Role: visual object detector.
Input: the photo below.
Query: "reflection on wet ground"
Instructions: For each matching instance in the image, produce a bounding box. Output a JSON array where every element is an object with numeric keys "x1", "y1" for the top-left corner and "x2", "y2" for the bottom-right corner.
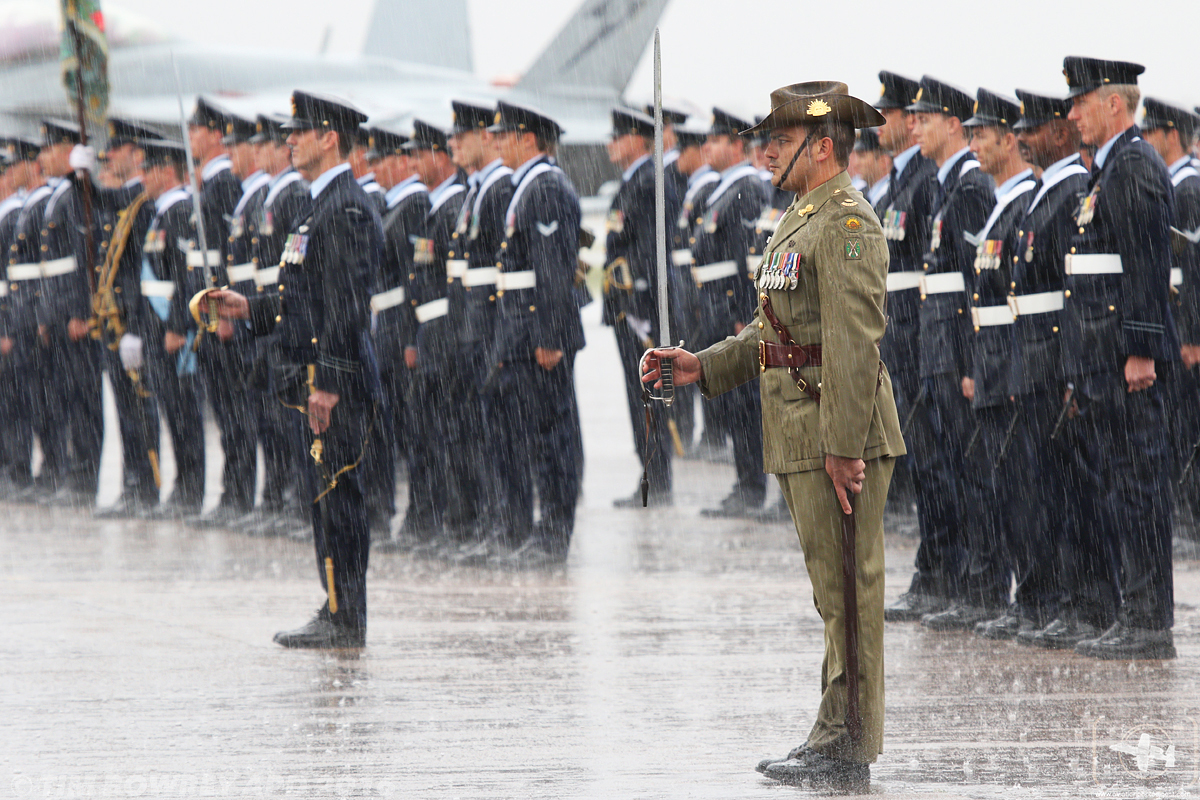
[{"x1": 1, "y1": 310, "x2": 1197, "y2": 799}]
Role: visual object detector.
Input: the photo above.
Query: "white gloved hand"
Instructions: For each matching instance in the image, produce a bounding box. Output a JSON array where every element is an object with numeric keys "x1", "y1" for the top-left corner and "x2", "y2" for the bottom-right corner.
[
  {"x1": 69, "y1": 144, "x2": 96, "y2": 173},
  {"x1": 118, "y1": 333, "x2": 144, "y2": 370}
]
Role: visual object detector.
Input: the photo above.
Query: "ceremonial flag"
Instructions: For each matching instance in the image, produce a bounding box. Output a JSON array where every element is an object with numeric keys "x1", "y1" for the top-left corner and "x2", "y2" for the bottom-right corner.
[{"x1": 60, "y1": 0, "x2": 109, "y2": 132}]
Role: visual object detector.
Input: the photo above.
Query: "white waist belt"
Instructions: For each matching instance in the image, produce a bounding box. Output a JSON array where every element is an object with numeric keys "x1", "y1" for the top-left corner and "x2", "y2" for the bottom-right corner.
[
  {"x1": 887, "y1": 271, "x2": 923, "y2": 292},
  {"x1": 691, "y1": 260, "x2": 739, "y2": 284},
  {"x1": 226, "y1": 263, "x2": 257, "y2": 283},
  {"x1": 8, "y1": 264, "x2": 42, "y2": 281},
  {"x1": 185, "y1": 249, "x2": 220, "y2": 269},
  {"x1": 496, "y1": 271, "x2": 536, "y2": 291},
  {"x1": 415, "y1": 297, "x2": 449, "y2": 323},
  {"x1": 971, "y1": 304, "x2": 1014, "y2": 328},
  {"x1": 462, "y1": 267, "x2": 498, "y2": 288},
  {"x1": 1171, "y1": 267, "x2": 1183, "y2": 287},
  {"x1": 0, "y1": 281, "x2": 8, "y2": 297},
  {"x1": 746, "y1": 255, "x2": 761, "y2": 276},
  {"x1": 446, "y1": 259, "x2": 468, "y2": 279},
  {"x1": 141, "y1": 279, "x2": 176, "y2": 299},
  {"x1": 1009, "y1": 291, "x2": 1064, "y2": 316},
  {"x1": 370, "y1": 286, "x2": 406, "y2": 312},
  {"x1": 40, "y1": 256, "x2": 77, "y2": 277},
  {"x1": 254, "y1": 266, "x2": 281, "y2": 286},
  {"x1": 1065, "y1": 253, "x2": 1122, "y2": 275},
  {"x1": 920, "y1": 272, "x2": 966, "y2": 295},
  {"x1": 671, "y1": 249, "x2": 693, "y2": 267}
]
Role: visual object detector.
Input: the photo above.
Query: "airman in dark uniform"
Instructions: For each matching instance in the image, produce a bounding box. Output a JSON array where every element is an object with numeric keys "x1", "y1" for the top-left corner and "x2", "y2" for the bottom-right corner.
[
  {"x1": 928, "y1": 89, "x2": 1035, "y2": 631},
  {"x1": 487, "y1": 100, "x2": 584, "y2": 564},
  {"x1": 904, "y1": 77, "x2": 995, "y2": 623},
  {"x1": 1059, "y1": 57, "x2": 1176, "y2": 659},
  {"x1": 603, "y1": 107, "x2": 677, "y2": 507},
  {"x1": 210, "y1": 90, "x2": 382, "y2": 648},
  {"x1": 137, "y1": 140, "x2": 207, "y2": 517},
  {"x1": 979, "y1": 90, "x2": 1090, "y2": 643}
]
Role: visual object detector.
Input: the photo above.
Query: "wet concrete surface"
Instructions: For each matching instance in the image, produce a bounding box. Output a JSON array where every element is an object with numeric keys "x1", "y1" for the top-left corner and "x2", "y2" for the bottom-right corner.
[{"x1": 1, "y1": 306, "x2": 1199, "y2": 799}]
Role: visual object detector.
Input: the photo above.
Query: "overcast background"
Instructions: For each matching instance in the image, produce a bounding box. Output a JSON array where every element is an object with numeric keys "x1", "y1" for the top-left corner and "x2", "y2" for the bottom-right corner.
[{"x1": 61, "y1": 0, "x2": 1200, "y2": 119}]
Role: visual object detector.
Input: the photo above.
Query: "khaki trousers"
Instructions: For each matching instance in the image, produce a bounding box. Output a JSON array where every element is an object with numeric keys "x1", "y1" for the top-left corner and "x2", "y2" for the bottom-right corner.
[{"x1": 777, "y1": 456, "x2": 893, "y2": 763}]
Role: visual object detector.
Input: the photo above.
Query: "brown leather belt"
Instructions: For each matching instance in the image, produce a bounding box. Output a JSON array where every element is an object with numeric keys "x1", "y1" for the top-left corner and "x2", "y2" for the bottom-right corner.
[{"x1": 759, "y1": 341, "x2": 823, "y2": 369}]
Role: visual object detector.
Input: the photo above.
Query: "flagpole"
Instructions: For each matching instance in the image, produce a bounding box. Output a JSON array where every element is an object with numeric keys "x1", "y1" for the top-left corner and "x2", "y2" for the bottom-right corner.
[{"x1": 65, "y1": 0, "x2": 98, "y2": 299}]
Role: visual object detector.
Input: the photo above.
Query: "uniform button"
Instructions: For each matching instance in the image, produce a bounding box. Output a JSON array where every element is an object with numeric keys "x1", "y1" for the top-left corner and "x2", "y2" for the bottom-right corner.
[
  {"x1": 256, "y1": 286, "x2": 264, "y2": 293},
  {"x1": 409, "y1": 273, "x2": 415, "y2": 280},
  {"x1": 252, "y1": 258, "x2": 259, "y2": 264},
  {"x1": 1078, "y1": 227, "x2": 1085, "y2": 234},
  {"x1": 278, "y1": 285, "x2": 285, "y2": 291},
  {"x1": 101, "y1": 242, "x2": 108, "y2": 248},
  {"x1": 973, "y1": 293, "x2": 979, "y2": 301},
  {"x1": 727, "y1": 289, "x2": 734, "y2": 297},
  {"x1": 529, "y1": 305, "x2": 536, "y2": 312},
  {"x1": 1064, "y1": 290, "x2": 1071, "y2": 298},
  {"x1": 957, "y1": 308, "x2": 963, "y2": 314},
  {"x1": 1109, "y1": 305, "x2": 1115, "y2": 311},
  {"x1": 1070, "y1": 247, "x2": 1076, "y2": 254},
  {"x1": 311, "y1": 337, "x2": 318, "y2": 344},
  {"x1": 40, "y1": 245, "x2": 47, "y2": 252},
  {"x1": 1012, "y1": 256, "x2": 1018, "y2": 263},
  {"x1": 251, "y1": 238, "x2": 258, "y2": 244},
  {"x1": 501, "y1": 242, "x2": 507, "y2": 249},
  {"x1": 758, "y1": 322, "x2": 764, "y2": 329},
  {"x1": 488, "y1": 295, "x2": 495, "y2": 302},
  {"x1": 448, "y1": 251, "x2": 455, "y2": 258},
  {"x1": 452, "y1": 233, "x2": 458, "y2": 239},
  {"x1": 497, "y1": 290, "x2": 505, "y2": 298},
  {"x1": 228, "y1": 236, "x2": 234, "y2": 243},
  {"x1": 689, "y1": 237, "x2": 695, "y2": 244},
  {"x1": 274, "y1": 315, "x2": 282, "y2": 322},
  {"x1": 188, "y1": 266, "x2": 193, "y2": 271},
  {"x1": 1018, "y1": 230, "x2": 1023, "y2": 237},
  {"x1": 923, "y1": 263, "x2": 929, "y2": 270},
  {"x1": 114, "y1": 286, "x2": 121, "y2": 293},
  {"x1": 496, "y1": 262, "x2": 503, "y2": 268},
  {"x1": 1052, "y1": 326, "x2": 1059, "y2": 333},
  {"x1": 1011, "y1": 282, "x2": 1016, "y2": 289}
]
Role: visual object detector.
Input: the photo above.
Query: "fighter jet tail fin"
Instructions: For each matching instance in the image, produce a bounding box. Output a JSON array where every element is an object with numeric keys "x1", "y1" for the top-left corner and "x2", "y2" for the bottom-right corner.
[
  {"x1": 362, "y1": 0, "x2": 474, "y2": 74},
  {"x1": 516, "y1": 0, "x2": 671, "y2": 98}
]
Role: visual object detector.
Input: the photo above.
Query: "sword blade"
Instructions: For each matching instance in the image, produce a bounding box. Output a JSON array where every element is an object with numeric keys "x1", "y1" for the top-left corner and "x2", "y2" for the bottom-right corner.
[
  {"x1": 652, "y1": 28, "x2": 669, "y2": 348},
  {"x1": 170, "y1": 51, "x2": 214, "y2": 292}
]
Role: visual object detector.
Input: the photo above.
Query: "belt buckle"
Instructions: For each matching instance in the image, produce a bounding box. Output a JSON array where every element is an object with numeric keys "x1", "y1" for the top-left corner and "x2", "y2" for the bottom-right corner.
[
  {"x1": 795, "y1": 373, "x2": 809, "y2": 394},
  {"x1": 759, "y1": 340, "x2": 766, "y2": 372},
  {"x1": 1007, "y1": 295, "x2": 1020, "y2": 318}
]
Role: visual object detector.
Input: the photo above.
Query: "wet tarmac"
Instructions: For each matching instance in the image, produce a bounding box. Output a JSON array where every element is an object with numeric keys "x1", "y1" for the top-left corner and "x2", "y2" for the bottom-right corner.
[{"x1": 1, "y1": 306, "x2": 1198, "y2": 799}]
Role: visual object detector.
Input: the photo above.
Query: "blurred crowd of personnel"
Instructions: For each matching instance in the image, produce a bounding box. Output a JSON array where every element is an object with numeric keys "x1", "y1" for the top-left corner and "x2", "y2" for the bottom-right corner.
[
  {"x1": 0, "y1": 95, "x2": 591, "y2": 569},
  {"x1": 603, "y1": 58, "x2": 1199, "y2": 661}
]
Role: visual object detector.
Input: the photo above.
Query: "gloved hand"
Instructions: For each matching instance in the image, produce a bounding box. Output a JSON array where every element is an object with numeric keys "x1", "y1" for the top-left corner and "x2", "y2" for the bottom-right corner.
[
  {"x1": 69, "y1": 144, "x2": 96, "y2": 173},
  {"x1": 119, "y1": 333, "x2": 144, "y2": 370}
]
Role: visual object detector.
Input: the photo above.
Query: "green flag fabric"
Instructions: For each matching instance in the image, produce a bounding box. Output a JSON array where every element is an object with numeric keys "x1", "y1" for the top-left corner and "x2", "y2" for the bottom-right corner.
[{"x1": 60, "y1": 0, "x2": 110, "y2": 133}]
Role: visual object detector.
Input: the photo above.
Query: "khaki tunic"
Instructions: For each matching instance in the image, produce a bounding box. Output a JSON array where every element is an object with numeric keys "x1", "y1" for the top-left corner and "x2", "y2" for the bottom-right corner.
[{"x1": 695, "y1": 170, "x2": 904, "y2": 763}]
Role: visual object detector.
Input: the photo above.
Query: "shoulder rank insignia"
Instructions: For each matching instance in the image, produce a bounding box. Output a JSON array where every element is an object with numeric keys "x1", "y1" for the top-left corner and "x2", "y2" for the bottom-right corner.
[
  {"x1": 843, "y1": 216, "x2": 863, "y2": 232},
  {"x1": 844, "y1": 239, "x2": 862, "y2": 260},
  {"x1": 841, "y1": 199, "x2": 858, "y2": 207},
  {"x1": 797, "y1": 204, "x2": 815, "y2": 217}
]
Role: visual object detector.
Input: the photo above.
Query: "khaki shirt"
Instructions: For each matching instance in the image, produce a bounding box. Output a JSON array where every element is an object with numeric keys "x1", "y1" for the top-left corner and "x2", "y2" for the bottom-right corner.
[{"x1": 697, "y1": 171, "x2": 905, "y2": 474}]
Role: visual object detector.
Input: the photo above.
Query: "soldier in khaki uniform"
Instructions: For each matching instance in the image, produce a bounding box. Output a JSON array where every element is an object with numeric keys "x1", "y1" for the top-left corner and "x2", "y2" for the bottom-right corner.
[{"x1": 642, "y1": 82, "x2": 903, "y2": 788}]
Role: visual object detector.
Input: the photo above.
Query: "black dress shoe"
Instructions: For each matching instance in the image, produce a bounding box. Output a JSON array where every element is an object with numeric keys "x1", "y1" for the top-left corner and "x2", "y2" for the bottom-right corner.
[
  {"x1": 613, "y1": 489, "x2": 671, "y2": 509},
  {"x1": 700, "y1": 490, "x2": 765, "y2": 519},
  {"x1": 1074, "y1": 622, "x2": 1176, "y2": 660},
  {"x1": 922, "y1": 603, "x2": 1001, "y2": 631},
  {"x1": 273, "y1": 609, "x2": 365, "y2": 649},
  {"x1": 974, "y1": 611, "x2": 1038, "y2": 640},
  {"x1": 94, "y1": 497, "x2": 159, "y2": 520},
  {"x1": 755, "y1": 743, "x2": 809, "y2": 773},
  {"x1": 884, "y1": 592, "x2": 947, "y2": 622},
  {"x1": 761, "y1": 746, "x2": 869, "y2": 790},
  {"x1": 1023, "y1": 617, "x2": 1102, "y2": 650}
]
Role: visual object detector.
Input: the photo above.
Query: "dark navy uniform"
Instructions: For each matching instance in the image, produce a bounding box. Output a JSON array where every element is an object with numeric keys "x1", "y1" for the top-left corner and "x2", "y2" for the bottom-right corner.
[
  {"x1": 691, "y1": 108, "x2": 767, "y2": 515},
  {"x1": 248, "y1": 92, "x2": 381, "y2": 646},
  {"x1": 1004, "y1": 91, "x2": 1092, "y2": 635},
  {"x1": 405, "y1": 119, "x2": 467, "y2": 536},
  {"x1": 909, "y1": 77, "x2": 996, "y2": 609},
  {"x1": 373, "y1": 159, "x2": 433, "y2": 541},
  {"x1": 952, "y1": 90, "x2": 1036, "y2": 622},
  {"x1": 1060, "y1": 57, "x2": 1176, "y2": 658},
  {"x1": 355, "y1": 126, "x2": 387, "y2": 215},
  {"x1": 602, "y1": 108, "x2": 677, "y2": 503},
  {"x1": 873, "y1": 73, "x2": 954, "y2": 616},
  {"x1": 192, "y1": 98, "x2": 258, "y2": 516},
  {"x1": 446, "y1": 101, "x2": 514, "y2": 537},
  {"x1": 138, "y1": 143, "x2": 208, "y2": 514},
  {"x1": 488, "y1": 101, "x2": 584, "y2": 557}
]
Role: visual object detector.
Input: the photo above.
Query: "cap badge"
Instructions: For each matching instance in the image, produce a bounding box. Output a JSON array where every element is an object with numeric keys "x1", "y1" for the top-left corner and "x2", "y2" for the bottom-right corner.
[
  {"x1": 879, "y1": 83, "x2": 886, "y2": 97},
  {"x1": 973, "y1": 100, "x2": 979, "y2": 114},
  {"x1": 915, "y1": 88, "x2": 923, "y2": 102},
  {"x1": 843, "y1": 217, "x2": 863, "y2": 232},
  {"x1": 1019, "y1": 101, "x2": 1025, "y2": 115},
  {"x1": 226, "y1": 123, "x2": 234, "y2": 134},
  {"x1": 807, "y1": 99, "x2": 831, "y2": 117},
  {"x1": 494, "y1": 111, "x2": 502, "y2": 124},
  {"x1": 291, "y1": 97, "x2": 298, "y2": 117}
]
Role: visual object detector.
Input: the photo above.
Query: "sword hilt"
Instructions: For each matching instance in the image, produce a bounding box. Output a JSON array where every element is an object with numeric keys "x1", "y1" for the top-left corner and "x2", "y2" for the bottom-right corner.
[{"x1": 645, "y1": 341, "x2": 682, "y2": 407}]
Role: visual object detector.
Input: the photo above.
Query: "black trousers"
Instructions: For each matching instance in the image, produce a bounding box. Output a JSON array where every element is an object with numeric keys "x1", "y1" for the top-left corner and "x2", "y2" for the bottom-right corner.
[
  {"x1": 443, "y1": 345, "x2": 500, "y2": 533},
  {"x1": 38, "y1": 330, "x2": 103, "y2": 492},
  {"x1": 199, "y1": 334, "x2": 257, "y2": 511},
  {"x1": 710, "y1": 379, "x2": 766, "y2": 502},
  {"x1": 1008, "y1": 389, "x2": 1074, "y2": 624},
  {"x1": 145, "y1": 338, "x2": 206, "y2": 509},
  {"x1": 903, "y1": 372, "x2": 968, "y2": 599},
  {"x1": 613, "y1": 322, "x2": 671, "y2": 495},
  {"x1": 1063, "y1": 372, "x2": 1174, "y2": 630},
  {"x1": 103, "y1": 346, "x2": 161, "y2": 504},
  {"x1": 402, "y1": 369, "x2": 448, "y2": 536},
  {"x1": 961, "y1": 402, "x2": 1018, "y2": 608},
  {"x1": 492, "y1": 355, "x2": 581, "y2": 552},
  {"x1": 301, "y1": 397, "x2": 372, "y2": 628},
  {"x1": 0, "y1": 337, "x2": 35, "y2": 486}
]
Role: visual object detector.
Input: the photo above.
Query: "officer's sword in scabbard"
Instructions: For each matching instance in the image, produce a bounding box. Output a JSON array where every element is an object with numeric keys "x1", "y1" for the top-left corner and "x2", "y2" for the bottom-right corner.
[
  {"x1": 170, "y1": 52, "x2": 219, "y2": 337},
  {"x1": 841, "y1": 492, "x2": 863, "y2": 745}
]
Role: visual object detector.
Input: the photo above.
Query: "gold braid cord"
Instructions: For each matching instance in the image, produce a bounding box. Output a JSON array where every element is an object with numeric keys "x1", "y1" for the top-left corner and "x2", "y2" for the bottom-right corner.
[{"x1": 92, "y1": 191, "x2": 150, "y2": 347}]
